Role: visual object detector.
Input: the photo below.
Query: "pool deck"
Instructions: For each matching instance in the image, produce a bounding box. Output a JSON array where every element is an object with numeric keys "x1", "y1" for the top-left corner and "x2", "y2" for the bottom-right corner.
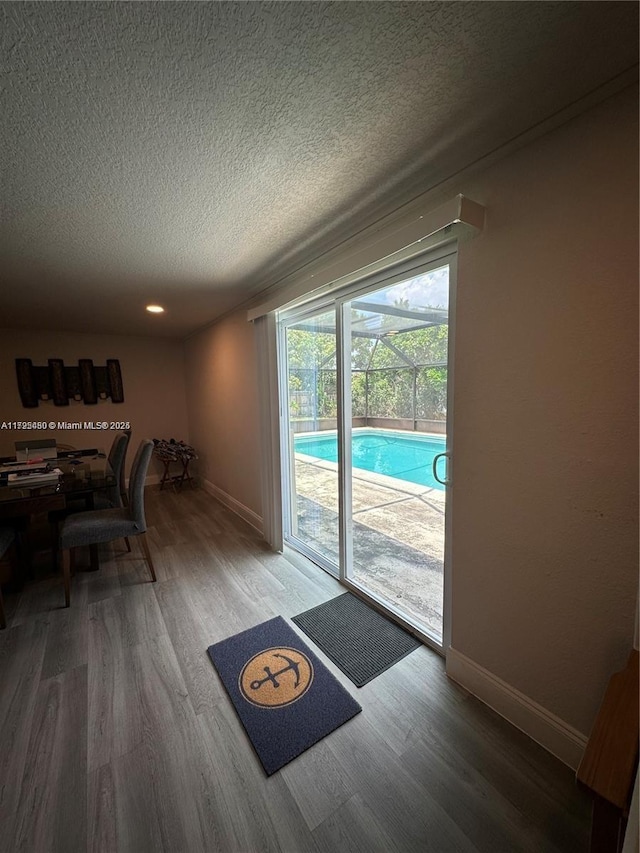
[{"x1": 293, "y1": 453, "x2": 446, "y2": 639}]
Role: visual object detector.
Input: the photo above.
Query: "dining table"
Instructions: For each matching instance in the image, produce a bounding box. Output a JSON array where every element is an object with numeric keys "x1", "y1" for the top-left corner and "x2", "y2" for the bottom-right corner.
[{"x1": 0, "y1": 448, "x2": 116, "y2": 576}]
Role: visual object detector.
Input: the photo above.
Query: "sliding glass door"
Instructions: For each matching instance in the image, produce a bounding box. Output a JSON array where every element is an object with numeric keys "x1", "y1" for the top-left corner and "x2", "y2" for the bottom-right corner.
[{"x1": 280, "y1": 250, "x2": 454, "y2": 649}]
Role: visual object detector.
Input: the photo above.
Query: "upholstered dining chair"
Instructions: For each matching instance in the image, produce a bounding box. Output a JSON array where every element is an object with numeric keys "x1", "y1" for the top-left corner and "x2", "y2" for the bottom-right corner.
[
  {"x1": 96, "y1": 428, "x2": 133, "y2": 549},
  {"x1": 50, "y1": 430, "x2": 132, "y2": 563},
  {"x1": 59, "y1": 439, "x2": 157, "y2": 607},
  {"x1": 97, "y1": 429, "x2": 130, "y2": 509},
  {"x1": 0, "y1": 527, "x2": 16, "y2": 629}
]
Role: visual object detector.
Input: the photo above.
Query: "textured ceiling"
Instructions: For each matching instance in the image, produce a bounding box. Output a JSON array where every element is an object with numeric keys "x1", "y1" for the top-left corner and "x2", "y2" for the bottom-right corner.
[{"x1": 1, "y1": 2, "x2": 638, "y2": 338}]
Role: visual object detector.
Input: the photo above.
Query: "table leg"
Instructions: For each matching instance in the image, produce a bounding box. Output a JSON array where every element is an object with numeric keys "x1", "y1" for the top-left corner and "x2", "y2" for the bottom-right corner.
[
  {"x1": 84, "y1": 493, "x2": 100, "y2": 572},
  {"x1": 160, "y1": 459, "x2": 172, "y2": 490},
  {"x1": 183, "y1": 459, "x2": 195, "y2": 488},
  {"x1": 88, "y1": 544, "x2": 100, "y2": 572}
]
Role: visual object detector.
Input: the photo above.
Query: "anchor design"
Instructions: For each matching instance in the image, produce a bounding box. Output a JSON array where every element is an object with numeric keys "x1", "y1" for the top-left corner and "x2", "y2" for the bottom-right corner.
[
  {"x1": 250, "y1": 653, "x2": 301, "y2": 692},
  {"x1": 240, "y1": 647, "x2": 314, "y2": 708}
]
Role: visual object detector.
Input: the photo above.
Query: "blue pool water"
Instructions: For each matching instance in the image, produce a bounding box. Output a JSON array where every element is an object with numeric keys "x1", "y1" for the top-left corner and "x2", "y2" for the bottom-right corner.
[{"x1": 294, "y1": 430, "x2": 446, "y2": 490}]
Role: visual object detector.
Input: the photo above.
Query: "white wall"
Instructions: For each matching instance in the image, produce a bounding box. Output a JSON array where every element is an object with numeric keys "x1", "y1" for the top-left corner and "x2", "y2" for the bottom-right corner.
[
  {"x1": 184, "y1": 85, "x2": 638, "y2": 747},
  {"x1": 451, "y1": 85, "x2": 638, "y2": 738},
  {"x1": 0, "y1": 329, "x2": 189, "y2": 481},
  {"x1": 183, "y1": 310, "x2": 262, "y2": 525}
]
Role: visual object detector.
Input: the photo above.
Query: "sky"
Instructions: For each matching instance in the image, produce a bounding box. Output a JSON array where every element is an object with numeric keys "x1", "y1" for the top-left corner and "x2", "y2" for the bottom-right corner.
[{"x1": 359, "y1": 264, "x2": 449, "y2": 312}]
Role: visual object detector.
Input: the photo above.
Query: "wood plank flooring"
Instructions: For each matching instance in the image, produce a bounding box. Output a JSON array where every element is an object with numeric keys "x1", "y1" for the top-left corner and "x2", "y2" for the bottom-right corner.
[{"x1": 0, "y1": 486, "x2": 591, "y2": 853}]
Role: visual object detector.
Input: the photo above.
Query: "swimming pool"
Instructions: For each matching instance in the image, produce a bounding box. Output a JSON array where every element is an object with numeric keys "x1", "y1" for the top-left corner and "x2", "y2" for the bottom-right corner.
[{"x1": 294, "y1": 429, "x2": 447, "y2": 490}]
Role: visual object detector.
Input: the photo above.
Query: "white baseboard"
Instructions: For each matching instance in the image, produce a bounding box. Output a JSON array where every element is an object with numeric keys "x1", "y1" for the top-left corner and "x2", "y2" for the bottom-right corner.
[
  {"x1": 201, "y1": 478, "x2": 264, "y2": 535},
  {"x1": 446, "y1": 647, "x2": 587, "y2": 771}
]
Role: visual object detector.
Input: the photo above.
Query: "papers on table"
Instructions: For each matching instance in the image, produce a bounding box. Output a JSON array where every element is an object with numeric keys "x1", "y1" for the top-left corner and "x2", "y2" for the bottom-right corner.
[
  {"x1": 0, "y1": 461, "x2": 42, "y2": 473},
  {"x1": 6, "y1": 467, "x2": 63, "y2": 487}
]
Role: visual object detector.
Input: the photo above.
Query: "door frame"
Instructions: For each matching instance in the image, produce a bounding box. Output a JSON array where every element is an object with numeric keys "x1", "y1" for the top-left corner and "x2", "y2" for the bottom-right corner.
[{"x1": 277, "y1": 244, "x2": 457, "y2": 653}]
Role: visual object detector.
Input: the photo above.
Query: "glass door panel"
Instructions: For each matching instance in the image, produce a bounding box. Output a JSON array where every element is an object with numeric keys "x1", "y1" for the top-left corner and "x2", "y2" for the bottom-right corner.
[
  {"x1": 282, "y1": 309, "x2": 340, "y2": 575},
  {"x1": 345, "y1": 264, "x2": 449, "y2": 643}
]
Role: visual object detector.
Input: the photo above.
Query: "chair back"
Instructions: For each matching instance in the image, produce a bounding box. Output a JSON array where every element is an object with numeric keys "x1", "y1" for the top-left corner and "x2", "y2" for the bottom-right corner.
[
  {"x1": 127, "y1": 439, "x2": 154, "y2": 531},
  {"x1": 119, "y1": 429, "x2": 132, "y2": 503},
  {"x1": 107, "y1": 431, "x2": 129, "y2": 507}
]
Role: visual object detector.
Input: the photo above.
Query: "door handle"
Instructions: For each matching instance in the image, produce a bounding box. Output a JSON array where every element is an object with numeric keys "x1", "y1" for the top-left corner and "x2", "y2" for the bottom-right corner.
[{"x1": 432, "y1": 451, "x2": 451, "y2": 486}]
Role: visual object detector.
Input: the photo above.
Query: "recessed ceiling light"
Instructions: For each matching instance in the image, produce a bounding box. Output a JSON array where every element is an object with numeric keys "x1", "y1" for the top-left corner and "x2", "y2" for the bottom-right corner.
[{"x1": 146, "y1": 304, "x2": 165, "y2": 314}]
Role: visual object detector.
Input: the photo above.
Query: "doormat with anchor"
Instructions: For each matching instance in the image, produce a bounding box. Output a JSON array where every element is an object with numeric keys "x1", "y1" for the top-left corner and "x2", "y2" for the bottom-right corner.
[
  {"x1": 207, "y1": 616, "x2": 361, "y2": 776},
  {"x1": 292, "y1": 592, "x2": 421, "y2": 687}
]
